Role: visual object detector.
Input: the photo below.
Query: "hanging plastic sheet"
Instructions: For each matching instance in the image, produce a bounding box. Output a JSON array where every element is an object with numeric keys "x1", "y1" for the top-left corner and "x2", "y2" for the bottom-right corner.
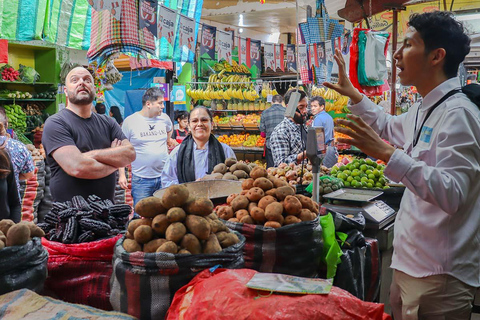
[
  {"x1": 358, "y1": 31, "x2": 389, "y2": 86},
  {"x1": 0, "y1": 0, "x2": 47, "y2": 41}
]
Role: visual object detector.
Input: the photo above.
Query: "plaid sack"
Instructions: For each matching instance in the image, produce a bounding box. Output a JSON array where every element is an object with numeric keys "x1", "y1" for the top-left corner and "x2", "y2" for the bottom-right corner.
[
  {"x1": 87, "y1": 0, "x2": 155, "y2": 64},
  {"x1": 42, "y1": 234, "x2": 122, "y2": 311},
  {"x1": 0, "y1": 238, "x2": 48, "y2": 295},
  {"x1": 225, "y1": 217, "x2": 323, "y2": 278},
  {"x1": 110, "y1": 233, "x2": 245, "y2": 320}
]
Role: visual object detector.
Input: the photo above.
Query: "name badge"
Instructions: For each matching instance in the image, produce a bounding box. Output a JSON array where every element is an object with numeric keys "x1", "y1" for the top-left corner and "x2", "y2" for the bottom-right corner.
[{"x1": 419, "y1": 126, "x2": 433, "y2": 144}]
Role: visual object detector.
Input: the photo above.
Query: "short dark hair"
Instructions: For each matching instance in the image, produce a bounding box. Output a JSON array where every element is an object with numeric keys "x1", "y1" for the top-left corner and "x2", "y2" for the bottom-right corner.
[
  {"x1": 310, "y1": 96, "x2": 325, "y2": 107},
  {"x1": 188, "y1": 106, "x2": 213, "y2": 122},
  {"x1": 284, "y1": 89, "x2": 307, "y2": 105},
  {"x1": 0, "y1": 149, "x2": 11, "y2": 179},
  {"x1": 175, "y1": 111, "x2": 189, "y2": 121},
  {"x1": 272, "y1": 94, "x2": 283, "y2": 104},
  {"x1": 142, "y1": 87, "x2": 165, "y2": 106},
  {"x1": 408, "y1": 11, "x2": 470, "y2": 78},
  {"x1": 95, "y1": 103, "x2": 106, "y2": 114}
]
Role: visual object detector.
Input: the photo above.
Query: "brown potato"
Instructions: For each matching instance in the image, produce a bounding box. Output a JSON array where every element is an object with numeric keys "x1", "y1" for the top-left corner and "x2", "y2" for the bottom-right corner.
[
  {"x1": 213, "y1": 163, "x2": 228, "y2": 174},
  {"x1": 266, "y1": 174, "x2": 276, "y2": 184},
  {"x1": 180, "y1": 234, "x2": 202, "y2": 254},
  {"x1": 230, "y1": 163, "x2": 251, "y2": 174},
  {"x1": 216, "y1": 206, "x2": 234, "y2": 220},
  {"x1": 264, "y1": 221, "x2": 282, "y2": 229},
  {"x1": 165, "y1": 222, "x2": 187, "y2": 243},
  {"x1": 162, "y1": 185, "x2": 190, "y2": 209},
  {"x1": 217, "y1": 233, "x2": 240, "y2": 248},
  {"x1": 222, "y1": 173, "x2": 238, "y2": 180},
  {"x1": 276, "y1": 186, "x2": 295, "y2": 201},
  {"x1": 185, "y1": 215, "x2": 211, "y2": 240},
  {"x1": 207, "y1": 213, "x2": 219, "y2": 220},
  {"x1": 241, "y1": 178, "x2": 255, "y2": 190},
  {"x1": 295, "y1": 195, "x2": 318, "y2": 213},
  {"x1": 209, "y1": 219, "x2": 227, "y2": 233},
  {"x1": 128, "y1": 218, "x2": 152, "y2": 235},
  {"x1": 178, "y1": 249, "x2": 191, "y2": 255},
  {"x1": 231, "y1": 195, "x2": 249, "y2": 212},
  {"x1": 123, "y1": 239, "x2": 142, "y2": 253},
  {"x1": 202, "y1": 234, "x2": 222, "y2": 254},
  {"x1": 235, "y1": 209, "x2": 249, "y2": 220},
  {"x1": 247, "y1": 202, "x2": 258, "y2": 213},
  {"x1": 226, "y1": 194, "x2": 239, "y2": 205},
  {"x1": 0, "y1": 219, "x2": 15, "y2": 235},
  {"x1": 246, "y1": 187, "x2": 265, "y2": 202},
  {"x1": 151, "y1": 214, "x2": 169, "y2": 235},
  {"x1": 273, "y1": 177, "x2": 289, "y2": 188},
  {"x1": 258, "y1": 195, "x2": 277, "y2": 210},
  {"x1": 6, "y1": 224, "x2": 30, "y2": 247},
  {"x1": 253, "y1": 177, "x2": 273, "y2": 191},
  {"x1": 228, "y1": 218, "x2": 240, "y2": 223},
  {"x1": 240, "y1": 190, "x2": 248, "y2": 195},
  {"x1": 250, "y1": 167, "x2": 268, "y2": 179},
  {"x1": 233, "y1": 170, "x2": 248, "y2": 179},
  {"x1": 184, "y1": 197, "x2": 214, "y2": 216},
  {"x1": 225, "y1": 157, "x2": 237, "y2": 167},
  {"x1": 156, "y1": 241, "x2": 178, "y2": 254},
  {"x1": 299, "y1": 209, "x2": 316, "y2": 221},
  {"x1": 134, "y1": 225, "x2": 153, "y2": 244},
  {"x1": 265, "y1": 188, "x2": 277, "y2": 197},
  {"x1": 0, "y1": 240, "x2": 4, "y2": 250},
  {"x1": 265, "y1": 202, "x2": 284, "y2": 221},
  {"x1": 126, "y1": 231, "x2": 134, "y2": 239},
  {"x1": 19, "y1": 221, "x2": 44, "y2": 238},
  {"x1": 240, "y1": 215, "x2": 255, "y2": 225},
  {"x1": 284, "y1": 215, "x2": 302, "y2": 225},
  {"x1": 216, "y1": 231, "x2": 229, "y2": 244},
  {"x1": 143, "y1": 239, "x2": 168, "y2": 253},
  {"x1": 166, "y1": 207, "x2": 186, "y2": 223},
  {"x1": 135, "y1": 197, "x2": 167, "y2": 218},
  {"x1": 283, "y1": 195, "x2": 302, "y2": 216},
  {"x1": 250, "y1": 207, "x2": 266, "y2": 223}
]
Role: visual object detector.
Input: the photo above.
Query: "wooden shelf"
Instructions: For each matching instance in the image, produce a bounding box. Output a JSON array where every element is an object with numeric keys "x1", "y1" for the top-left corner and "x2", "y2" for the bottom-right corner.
[
  {"x1": 231, "y1": 147, "x2": 264, "y2": 154},
  {"x1": 214, "y1": 126, "x2": 260, "y2": 132},
  {"x1": 0, "y1": 98, "x2": 55, "y2": 102},
  {"x1": 0, "y1": 81, "x2": 55, "y2": 86}
]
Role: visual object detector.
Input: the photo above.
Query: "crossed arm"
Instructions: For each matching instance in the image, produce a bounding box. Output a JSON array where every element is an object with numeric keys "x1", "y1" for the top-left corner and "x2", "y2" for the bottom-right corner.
[{"x1": 52, "y1": 139, "x2": 136, "y2": 179}]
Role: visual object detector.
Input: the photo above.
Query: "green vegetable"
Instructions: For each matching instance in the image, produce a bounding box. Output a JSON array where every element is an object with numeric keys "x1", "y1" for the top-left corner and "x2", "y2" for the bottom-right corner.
[{"x1": 18, "y1": 64, "x2": 40, "y2": 83}]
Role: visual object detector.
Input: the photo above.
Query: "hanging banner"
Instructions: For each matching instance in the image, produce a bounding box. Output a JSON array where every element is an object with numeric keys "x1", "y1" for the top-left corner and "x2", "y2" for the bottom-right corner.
[
  {"x1": 139, "y1": 0, "x2": 158, "y2": 37},
  {"x1": 89, "y1": 0, "x2": 103, "y2": 11},
  {"x1": 325, "y1": 41, "x2": 334, "y2": 82},
  {"x1": 264, "y1": 43, "x2": 275, "y2": 71},
  {"x1": 250, "y1": 39, "x2": 261, "y2": 71},
  {"x1": 286, "y1": 44, "x2": 296, "y2": 72},
  {"x1": 309, "y1": 44, "x2": 317, "y2": 67},
  {"x1": 239, "y1": 37, "x2": 248, "y2": 65},
  {"x1": 178, "y1": 14, "x2": 196, "y2": 54},
  {"x1": 200, "y1": 24, "x2": 216, "y2": 60},
  {"x1": 108, "y1": 0, "x2": 122, "y2": 21},
  {"x1": 217, "y1": 29, "x2": 233, "y2": 63},
  {"x1": 158, "y1": 5, "x2": 177, "y2": 47},
  {"x1": 298, "y1": 44, "x2": 309, "y2": 70},
  {"x1": 274, "y1": 44, "x2": 284, "y2": 71}
]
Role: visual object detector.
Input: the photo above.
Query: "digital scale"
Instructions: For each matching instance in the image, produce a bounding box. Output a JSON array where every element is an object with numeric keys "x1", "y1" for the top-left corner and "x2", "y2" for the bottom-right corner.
[{"x1": 322, "y1": 188, "x2": 396, "y2": 231}]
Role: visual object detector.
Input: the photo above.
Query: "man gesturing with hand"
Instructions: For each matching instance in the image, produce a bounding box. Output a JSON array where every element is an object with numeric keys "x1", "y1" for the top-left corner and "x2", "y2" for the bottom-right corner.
[{"x1": 325, "y1": 12, "x2": 480, "y2": 320}]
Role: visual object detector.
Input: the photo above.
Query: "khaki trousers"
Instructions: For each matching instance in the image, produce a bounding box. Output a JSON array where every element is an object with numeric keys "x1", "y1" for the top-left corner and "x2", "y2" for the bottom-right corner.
[{"x1": 390, "y1": 270, "x2": 476, "y2": 320}]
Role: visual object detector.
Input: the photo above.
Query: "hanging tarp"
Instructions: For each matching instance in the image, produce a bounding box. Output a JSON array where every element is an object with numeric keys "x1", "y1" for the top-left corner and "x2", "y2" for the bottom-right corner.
[
  {"x1": 44, "y1": 0, "x2": 92, "y2": 50},
  {"x1": 0, "y1": 0, "x2": 47, "y2": 41}
]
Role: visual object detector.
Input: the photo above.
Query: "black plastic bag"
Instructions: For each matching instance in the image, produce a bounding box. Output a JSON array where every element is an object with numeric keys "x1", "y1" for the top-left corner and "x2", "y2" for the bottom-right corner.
[
  {"x1": 0, "y1": 237, "x2": 49, "y2": 295},
  {"x1": 330, "y1": 210, "x2": 365, "y2": 232},
  {"x1": 110, "y1": 233, "x2": 245, "y2": 320}
]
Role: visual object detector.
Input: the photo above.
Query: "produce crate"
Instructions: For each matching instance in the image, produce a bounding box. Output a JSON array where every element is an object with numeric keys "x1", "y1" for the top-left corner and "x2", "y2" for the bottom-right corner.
[
  {"x1": 217, "y1": 123, "x2": 231, "y2": 129},
  {"x1": 243, "y1": 123, "x2": 259, "y2": 130},
  {"x1": 230, "y1": 121, "x2": 243, "y2": 128}
]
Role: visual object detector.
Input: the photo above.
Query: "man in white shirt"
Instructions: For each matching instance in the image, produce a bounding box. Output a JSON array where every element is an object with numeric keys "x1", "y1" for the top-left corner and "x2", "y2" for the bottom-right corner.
[
  {"x1": 119, "y1": 87, "x2": 175, "y2": 207},
  {"x1": 325, "y1": 11, "x2": 478, "y2": 319}
]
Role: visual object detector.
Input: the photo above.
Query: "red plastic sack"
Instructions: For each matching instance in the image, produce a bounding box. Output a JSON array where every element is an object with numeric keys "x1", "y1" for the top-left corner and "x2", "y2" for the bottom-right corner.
[
  {"x1": 42, "y1": 234, "x2": 122, "y2": 311},
  {"x1": 167, "y1": 268, "x2": 392, "y2": 320}
]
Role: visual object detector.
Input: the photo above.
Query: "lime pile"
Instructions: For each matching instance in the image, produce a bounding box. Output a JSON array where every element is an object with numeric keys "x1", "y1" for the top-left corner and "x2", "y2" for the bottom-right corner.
[{"x1": 330, "y1": 158, "x2": 389, "y2": 189}]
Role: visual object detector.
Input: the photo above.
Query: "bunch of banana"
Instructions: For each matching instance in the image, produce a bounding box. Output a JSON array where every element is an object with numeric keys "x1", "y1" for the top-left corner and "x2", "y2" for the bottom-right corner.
[
  {"x1": 261, "y1": 84, "x2": 279, "y2": 98},
  {"x1": 311, "y1": 86, "x2": 326, "y2": 97},
  {"x1": 231, "y1": 60, "x2": 250, "y2": 73}
]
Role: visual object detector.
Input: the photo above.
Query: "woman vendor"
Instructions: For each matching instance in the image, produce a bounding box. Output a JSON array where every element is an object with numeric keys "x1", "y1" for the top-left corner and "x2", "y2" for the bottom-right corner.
[{"x1": 162, "y1": 106, "x2": 236, "y2": 187}]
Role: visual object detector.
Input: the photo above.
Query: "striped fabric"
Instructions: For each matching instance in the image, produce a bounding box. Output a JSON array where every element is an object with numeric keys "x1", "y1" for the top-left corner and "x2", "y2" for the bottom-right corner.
[
  {"x1": 224, "y1": 218, "x2": 324, "y2": 277},
  {"x1": 110, "y1": 234, "x2": 245, "y2": 320},
  {"x1": 0, "y1": 0, "x2": 47, "y2": 41}
]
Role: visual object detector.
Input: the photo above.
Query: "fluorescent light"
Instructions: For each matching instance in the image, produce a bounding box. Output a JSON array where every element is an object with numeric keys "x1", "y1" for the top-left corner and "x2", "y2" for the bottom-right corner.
[
  {"x1": 239, "y1": 28, "x2": 244, "y2": 33},
  {"x1": 456, "y1": 13, "x2": 480, "y2": 21},
  {"x1": 239, "y1": 14, "x2": 244, "y2": 19}
]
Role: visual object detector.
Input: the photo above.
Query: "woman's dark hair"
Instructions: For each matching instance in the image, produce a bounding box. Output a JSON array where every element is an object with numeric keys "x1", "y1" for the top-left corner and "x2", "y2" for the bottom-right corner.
[
  {"x1": 95, "y1": 103, "x2": 106, "y2": 114},
  {"x1": 188, "y1": 106, "x2": 213, "y2": 122},
  {"x1": 284, "y1": 89, "x2": 307, "y2": 105},
  {"x1": 408, "y1": 11, "x2": 470, "y2": 78},
  {"x1": 109, "y1": 106, "x2": 123, "y2": 125},
  {"x1": 0, "y1": 149, "x2": 11, "y2": 179},
  {"x1": 175, "y1": 111, "x2": 189, "y2": 122}
]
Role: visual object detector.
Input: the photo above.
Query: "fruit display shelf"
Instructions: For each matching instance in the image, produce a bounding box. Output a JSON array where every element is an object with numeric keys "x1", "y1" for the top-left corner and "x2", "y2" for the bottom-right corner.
[
  {"x1": 0, "y1": 98, "x2": 55, "y2": 102},
  {"x1": 230, "y1": 146, "x2": 264, "y2": 154}
]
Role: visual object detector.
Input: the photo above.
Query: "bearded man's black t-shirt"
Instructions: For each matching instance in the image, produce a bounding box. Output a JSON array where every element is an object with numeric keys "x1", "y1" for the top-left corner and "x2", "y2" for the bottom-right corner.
[{"x1": 42, "y1": 109, "x2": 126, "y2": 202}]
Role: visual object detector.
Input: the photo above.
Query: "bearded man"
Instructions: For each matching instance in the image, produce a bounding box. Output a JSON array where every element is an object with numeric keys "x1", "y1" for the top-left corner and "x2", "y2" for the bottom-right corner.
[{"x1": 42, "y1": 67, "x2": 136, "y2": 202}]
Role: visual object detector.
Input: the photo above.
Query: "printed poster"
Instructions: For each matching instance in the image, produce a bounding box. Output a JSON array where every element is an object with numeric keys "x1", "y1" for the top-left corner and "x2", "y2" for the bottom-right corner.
[
  {"x1": 200, "y1": 24, "x2": 216, "y2": 60},
  {"x1": 239, "y1": 37, "x2": 248, "y2": 66},
  {"x1": 274, "y1": 44, "x2": 284, "y2": 71},
  {"x1": 286, "y1": 44, "x2": 296, "y2": 72},
  {"x1": 309, "y1": 44, "x2": 318, "y2": 67},
  {"x1": 158, "y1": 5, "x2": 177, "y2": 46},
  {"x1": 249, "y1": 39, "x2": 261, "y2": 70},
  {"x1": 178, "y1": 13, "x2": 196, "y2": 54},
  {"x1": 264, "y1": 43, "x2": 275, "y2": 71},
  {"x1": 298, "y1": 44, "x2": 309, "y2": 70},
  {"x1": 217, "y1": 29, "x2": 233, "y2": 63},
  {"x1": 139, "y1": 0, "x2": 158, "y2": 37}
]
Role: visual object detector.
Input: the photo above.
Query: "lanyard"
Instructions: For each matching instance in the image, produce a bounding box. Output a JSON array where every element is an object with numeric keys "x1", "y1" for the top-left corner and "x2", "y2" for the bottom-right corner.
[{"x1": 413, "y1": 89, "x2": 460, "y2": 148}]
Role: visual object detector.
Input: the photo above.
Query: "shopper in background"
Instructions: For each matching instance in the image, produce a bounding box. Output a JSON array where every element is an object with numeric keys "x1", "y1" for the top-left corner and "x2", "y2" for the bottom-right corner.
[
  {"x1": 0, "y1": 149, "x2": 20, "y2": 222},
  {"x1": 325, "y1": 11, "x2": 477, "y2": 319},
  {"x1": 95, "y1": 103, "x2": 106, "y2": 114},
  {"x1": 162, "y1": 106, "x2": 235, "y2": 187},
  {"x1": 269, "y1": 90, "x2": 308, "y2": 167},
  {"x1": 42, "y1": 67, "x2": 136, "y2": 202},
  {"x1": 109, "y1": 106, "x2": 123, "y2": 126},
  {"x1": 311, "y1": 96, "x2": 334, "y2": 146},
  {"x1": 172, "y1": 111, "x2": 189, "y2": 144},
  {"x1": 119, "y1": 87, "x2": 175, "y2": 207},
  {"x1": 0, "y1": 107, "x2": 17, "y2": 139},
  {"x1": 0, "y1": 121, "x2": 35, "y2": 198},
  {"x1": 259, "y1": 94, "x2": 286, "y2": 168}
]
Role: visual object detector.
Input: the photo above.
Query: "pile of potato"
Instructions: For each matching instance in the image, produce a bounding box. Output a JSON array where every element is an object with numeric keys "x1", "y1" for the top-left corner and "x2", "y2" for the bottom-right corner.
[
  {"x1": 201, "y1": 158, "x2": 257, "y2": 181},
  {"x1": 25, "y1": 144, "x2": 45, "y2": 162},
  {"x1": 216, "y1": 167, "x2": 320, "y2": 229},
  {"x1": 266, "y1": 162, "x2": 331, "y2": 186},
  {"x1": 0, "y1": 219, "x2": 45, "y2": 249},
  {"x1": 124, "y1": 185, "x2": 240, "y2": 254}
]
